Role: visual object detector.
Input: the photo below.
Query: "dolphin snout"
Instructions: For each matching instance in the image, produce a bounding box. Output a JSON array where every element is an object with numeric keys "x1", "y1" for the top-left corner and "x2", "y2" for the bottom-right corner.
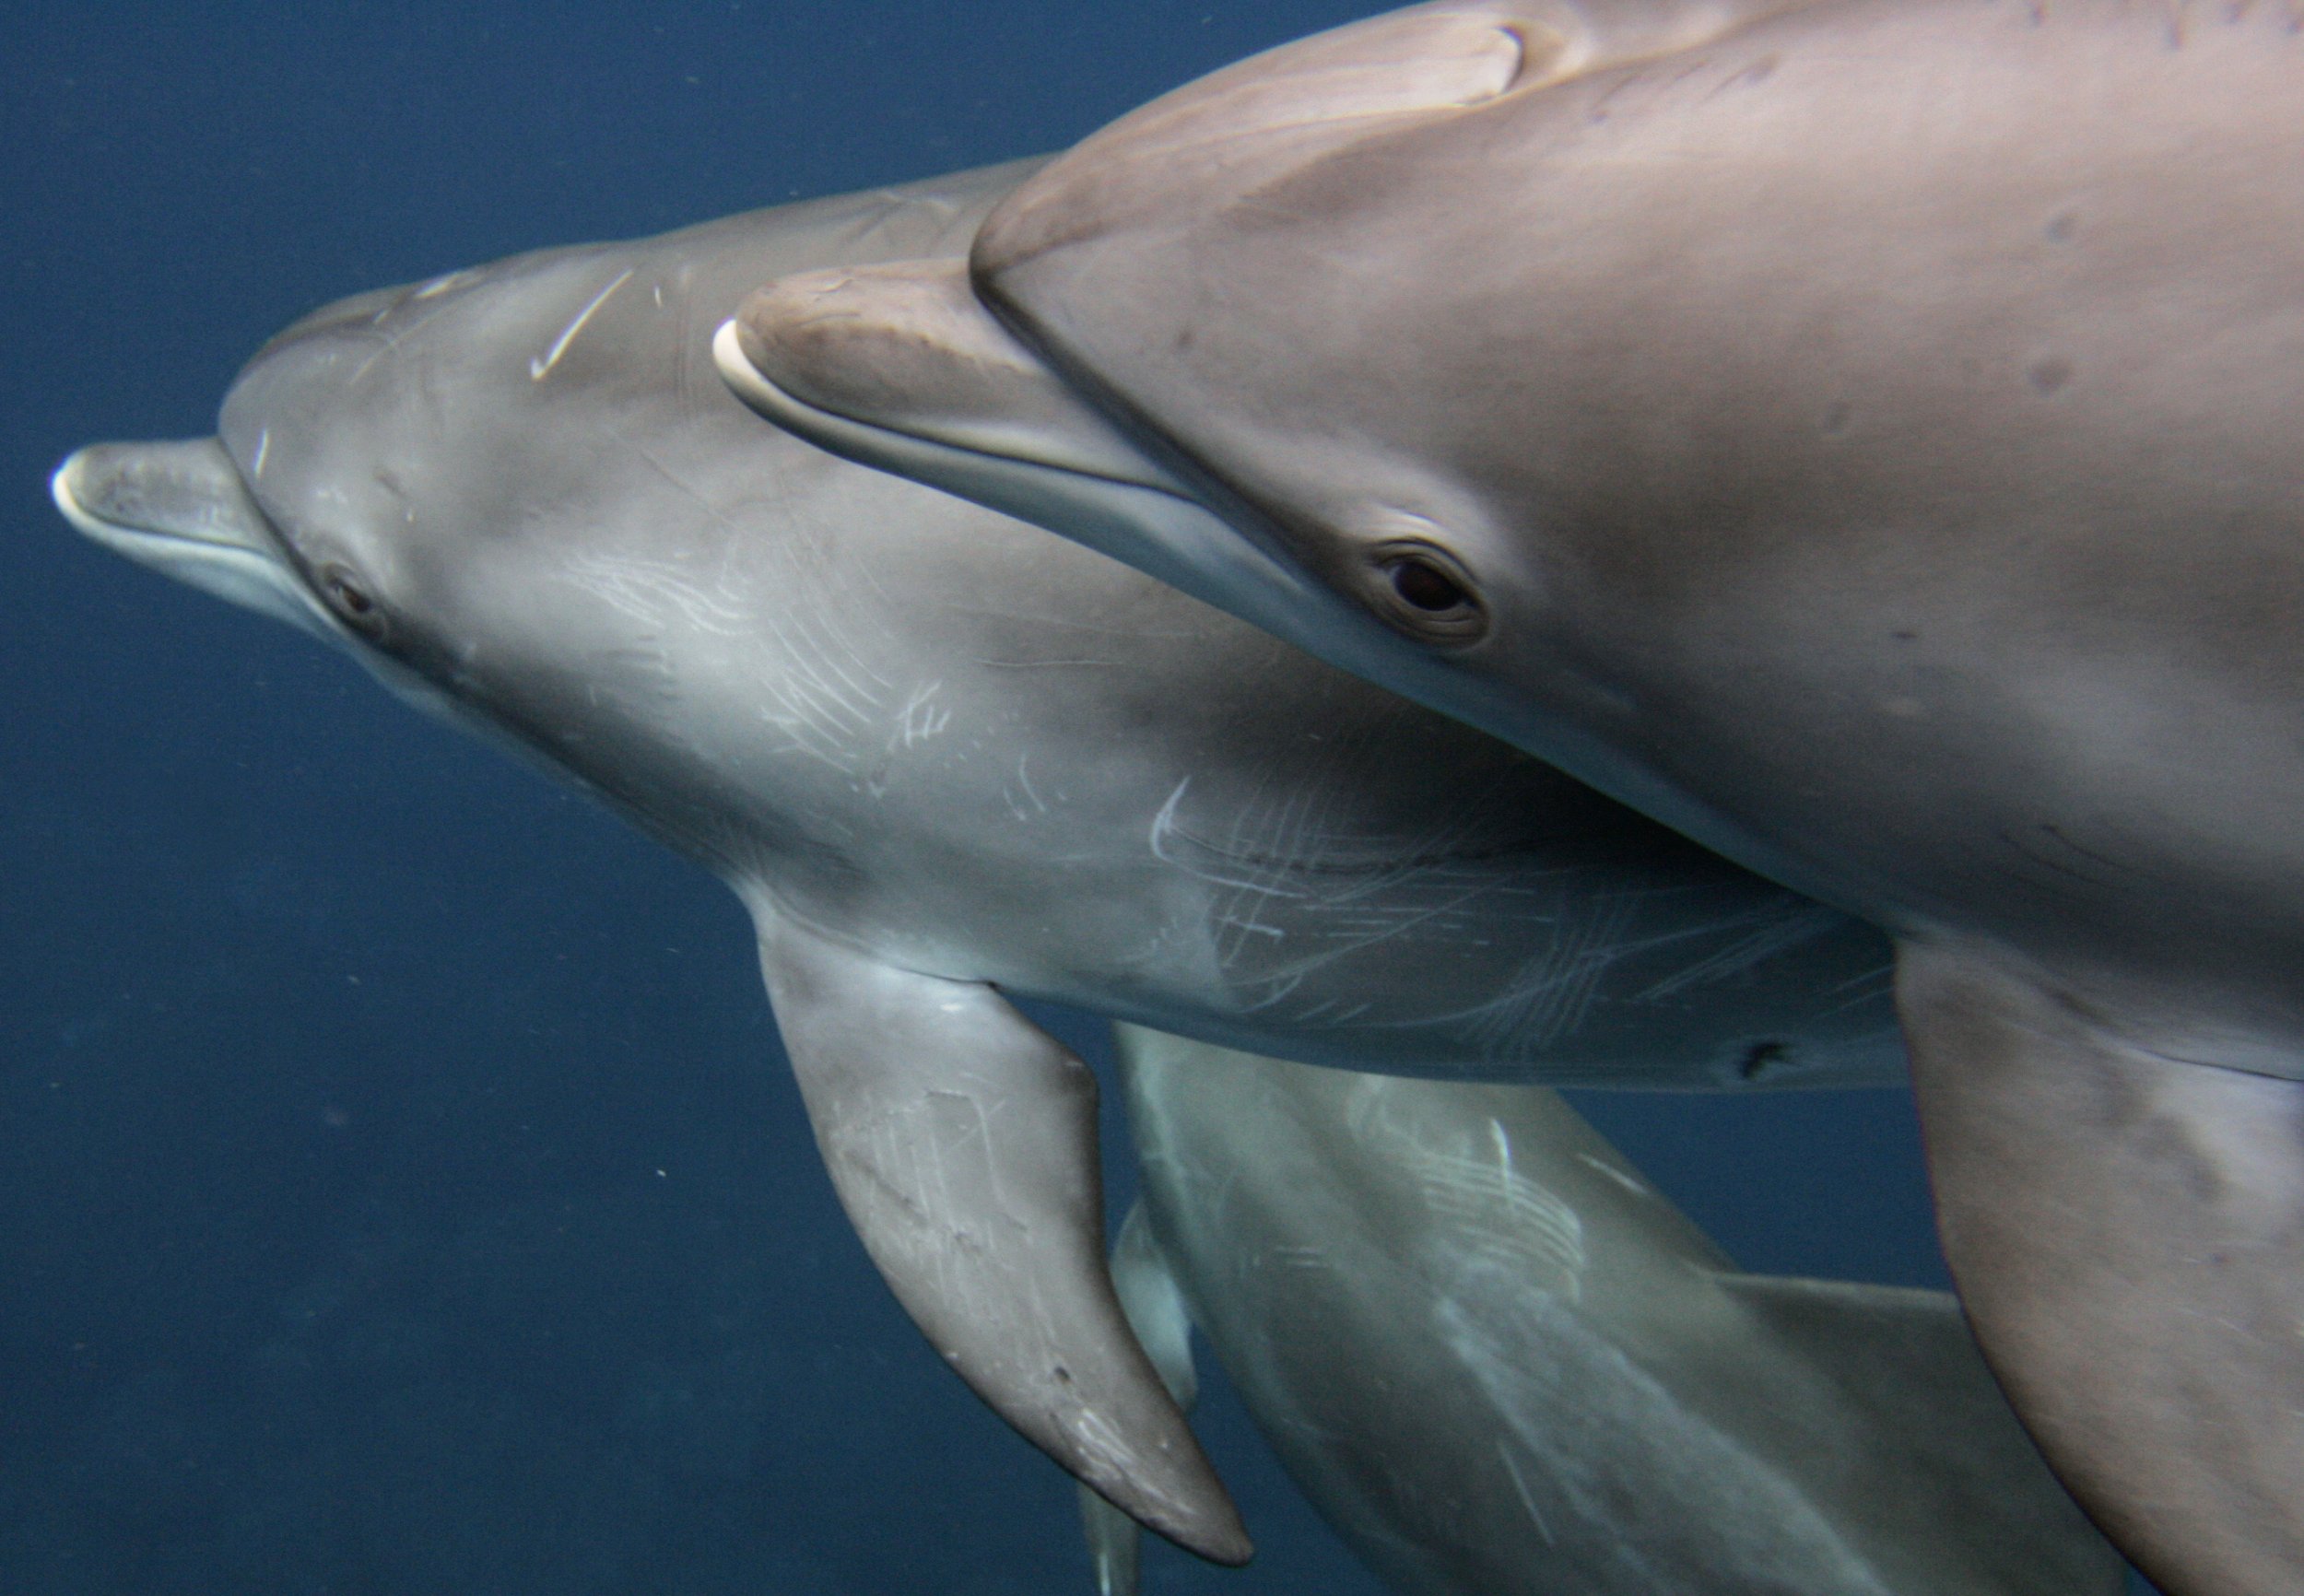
[
  {"x1": 53, "y1": 439, "x2": 268, "y2": 557},
  {"x1": 721, "y1": 258, "x2": 1183, "y2": 492},
  {"x1": 51, "y1": 436, "x2": 334, "y2": 638}
]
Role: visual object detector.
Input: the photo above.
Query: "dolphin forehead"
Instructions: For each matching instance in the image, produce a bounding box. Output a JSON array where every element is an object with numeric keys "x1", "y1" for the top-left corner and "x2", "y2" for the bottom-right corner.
[
  {"x1": 217, "y1": 159, "x2": 1048, "y2": 569},
  {"x1": 972, "y1": 0, "x2": 1817, "y2": 276}
]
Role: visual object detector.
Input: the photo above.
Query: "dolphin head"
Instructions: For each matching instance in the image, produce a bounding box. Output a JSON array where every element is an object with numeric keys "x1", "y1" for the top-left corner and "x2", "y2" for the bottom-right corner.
[
  {"x1": 925, "y1": 3, "x2": 2304, "y2": 1587},
  {"x1": 715, "y1": 239, "x2": 1744, "y2": 894},
  {"x1": 53, "y1": 292, "x2": 613, "y2": 794},
  {"x1": 714, "y1": 256, "x2": 1566, "y2": 770},
  {"x1": 49, "y1": 426, "x2": 496, "y2": 758},
  {"x1": 724, "y1": 2, "x2": 1847, "y2": 871},
  {"x1": 59, "y1": 278, "x2": 557, "y2": 692}
]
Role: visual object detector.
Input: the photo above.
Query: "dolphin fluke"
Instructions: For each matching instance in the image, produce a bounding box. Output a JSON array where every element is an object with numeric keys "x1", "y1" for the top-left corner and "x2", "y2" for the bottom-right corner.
[
  {"x1": 1898, "y1": 942, "x2": 2304, "y2": 1593},
  {"x1": 745, "y1": 900, "x2": 1250, "y2": 1566}
]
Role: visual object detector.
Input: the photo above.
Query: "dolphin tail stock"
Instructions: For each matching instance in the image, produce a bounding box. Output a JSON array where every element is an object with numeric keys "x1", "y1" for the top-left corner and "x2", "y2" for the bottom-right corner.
[
  {"x1": 744, "y1": 901, "x2": 1250, "y2": 1566},
  {"x1": 1898, "y1": 942, "x2": 2304, "y2": 1596},
  {"x1": 1716, "y1": 1275, "x2": 2124, "y2": 1594},
  {"x1": 1077, "y1": 1199, "x2": 1204, "y2": 1596}
]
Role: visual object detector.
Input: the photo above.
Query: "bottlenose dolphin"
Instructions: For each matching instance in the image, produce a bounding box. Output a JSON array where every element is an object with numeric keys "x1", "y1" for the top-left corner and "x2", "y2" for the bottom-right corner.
[
  {"x1": 1086, "y1": 1025, "x2": 2121, "y2": 1596},
  {"x1": 50, "y1": 162, "x2": 1912, "y2": 1559},
  {"x1": 716, "y1": 3, "x2": 2304, "y2": 1587}
]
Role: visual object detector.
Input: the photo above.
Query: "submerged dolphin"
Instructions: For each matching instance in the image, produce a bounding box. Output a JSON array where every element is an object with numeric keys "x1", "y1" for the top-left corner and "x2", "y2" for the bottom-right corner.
[
  {"x1": 1087, "y1": 1025, "x2": 2122, "y2": 1596},
  {"x1": 51, "y1": 163, "x2": 1912, "y2": 1558},
  {"x1": 717, "y1": 2, "x2": 2304, "y2": 1588}
]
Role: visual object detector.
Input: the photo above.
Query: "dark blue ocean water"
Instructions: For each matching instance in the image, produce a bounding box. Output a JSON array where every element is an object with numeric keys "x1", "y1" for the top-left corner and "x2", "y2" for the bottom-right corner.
[{"x1": 2, "y1": 5, "x2": 1992, "y2": 1591}]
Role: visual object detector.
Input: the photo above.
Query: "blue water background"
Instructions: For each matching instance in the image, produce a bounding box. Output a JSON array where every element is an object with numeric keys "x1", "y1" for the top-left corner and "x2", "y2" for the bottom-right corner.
[{"x1": 3, "y1": 4, "x2": 1977, "y2": 1590}]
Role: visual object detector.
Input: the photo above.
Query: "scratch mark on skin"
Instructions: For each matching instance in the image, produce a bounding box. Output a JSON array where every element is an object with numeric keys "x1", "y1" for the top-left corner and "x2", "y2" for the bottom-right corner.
[
  {"x1": 1150, "y1": 779, "x2": 1310, "y2": 898},
  {"x1": 1817, "y1": 964, "x2": 1897, "y2": 1018},
  {"x1": 531, "y1": 268, "x2": 636, "y2": 381},
  {"x1": 940, "y1": 603, "x2": 1200, "y2": 641},
  {"x1": 1405, "y1": 1122, "x2": 1585, "y2": 1297},
  {"x1": 1497, "y1": 1443, "x2": 1557, "y2": 1545},
  {"x1": 348, "y1": 321, "x2": 427, "y2": 384},
  {"x1": 1450, "y1": 894, "x2": 1640, "y2": 1057},
  {"x1": 976, "y1": 657, "x2": 1126, "y2": 671},
  {"x1": 894, "y1": 682, "x2": 951, "y2": 748},
  {"x1": 556, "y1": 552, "x2": 754, "y2": 634},
  {"x1": 1015, "y1": 753, "x2": 1048, "y2": 814},
  {"x1": 1632, "y1": 903, "x2": 1847, "y2": 1001},
  {"x1": 1577, "y1": 1153, "x2": 1652, "y2": 1197}
]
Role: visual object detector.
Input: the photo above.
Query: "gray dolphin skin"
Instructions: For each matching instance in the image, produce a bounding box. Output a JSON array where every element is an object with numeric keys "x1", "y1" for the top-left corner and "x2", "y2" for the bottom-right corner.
[
  {"x1": 1086, "y1": 1026, "x2": 2122, "y2": 1596},
  {"x1": 48, "y1": 162, "x2": 1922, "y2": 1561},
  {"x1": 717, "y1": 2, "x2": 2304, "y2": 1588}
]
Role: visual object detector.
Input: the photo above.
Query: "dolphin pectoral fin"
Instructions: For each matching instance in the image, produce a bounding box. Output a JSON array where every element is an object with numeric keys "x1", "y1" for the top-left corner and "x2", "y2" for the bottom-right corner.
[
  {"x1": 746, "y1": 908, "x2": 1250, "y2": 1566},
  {"x1": 1077, "y1": 1203, "x2": 1202, "y2": 1596},
  {"x1": 1719, "y1": 1275, "x2": 2123, "y2": 1592},
  {"x1": 1898, "y1": 942, "x2": 2304, "y2": 1596}
]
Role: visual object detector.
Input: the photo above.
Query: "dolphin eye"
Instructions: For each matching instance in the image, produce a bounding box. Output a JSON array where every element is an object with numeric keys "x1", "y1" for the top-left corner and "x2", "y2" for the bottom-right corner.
[
  {"x1": 1387, "y1": 555, "x2": 1468, "y2": 613},
  {"x1": 1365, "y1": 541, "x2": 1487, "y2": 646},
  {"x1": 319, "y1": 563, "x2": 386, "y2": 637}
]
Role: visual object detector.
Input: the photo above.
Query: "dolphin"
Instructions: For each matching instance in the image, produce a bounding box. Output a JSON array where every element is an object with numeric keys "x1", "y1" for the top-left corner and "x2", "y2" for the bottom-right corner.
[
  {"x1": 714, "y1": 2, "x2": 2304, "y2": 1588},
  {"x1": 1084, "y1": 1024, "x2": 2122, "y2": 1596},
  {"x1": 49, "y1": 161, "x2": 1917, "y2": 1560}
]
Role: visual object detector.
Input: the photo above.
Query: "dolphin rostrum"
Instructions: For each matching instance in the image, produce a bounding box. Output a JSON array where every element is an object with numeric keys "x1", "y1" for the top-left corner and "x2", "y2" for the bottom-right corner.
[
  {"x1": 716, "y1": 3, "x2": 2304, "y2": 1587},
  {"x1": 52, "y1": 161, "x2": 1914, "y2": 1559},
  {"x1": 1090, "y1": 1024, "x2": 2122, "y2": 1596}
]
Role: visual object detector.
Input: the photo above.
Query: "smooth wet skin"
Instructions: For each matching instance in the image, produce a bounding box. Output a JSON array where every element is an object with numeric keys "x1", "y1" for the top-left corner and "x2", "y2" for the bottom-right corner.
[
  {"x1": 722, "y1": 1, "x2": 2304, "y2": 1588},
  {"x1": 53, "y1": 161, "x2": 1916, "y2": 1561},
  {"x1": 1088, "y1": 1027, "x2": 2122, "y2": 1596}
]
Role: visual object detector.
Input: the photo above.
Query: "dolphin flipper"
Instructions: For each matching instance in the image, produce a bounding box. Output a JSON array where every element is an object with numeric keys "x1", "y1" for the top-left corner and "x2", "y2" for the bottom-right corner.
[
  {"x1": 746, "y1": 904, "x2": 1249, "y2": 1565},
  {"x1": 1898, "y1": 942, "x2": 2304, "y2": 1593},
  {"x1": 1077, "y1": 1203, "x2": 1201, "y2": 1596}
]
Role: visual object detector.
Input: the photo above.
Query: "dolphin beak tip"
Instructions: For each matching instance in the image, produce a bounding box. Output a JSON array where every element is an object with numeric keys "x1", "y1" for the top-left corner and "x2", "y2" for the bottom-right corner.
[{"x1": 49, "y1": 448, "x2": 96, "y2": 531}]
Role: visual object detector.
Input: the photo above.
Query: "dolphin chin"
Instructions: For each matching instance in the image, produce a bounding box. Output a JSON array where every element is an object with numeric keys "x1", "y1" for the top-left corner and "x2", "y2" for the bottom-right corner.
[{"x1": 52, "y1": 440, "x2": 335, "y2": 641}]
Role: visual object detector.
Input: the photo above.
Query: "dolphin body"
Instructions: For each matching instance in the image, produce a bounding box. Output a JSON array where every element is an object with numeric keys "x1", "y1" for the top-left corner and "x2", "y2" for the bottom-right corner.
[
  {"x1": 714, "y1": 2, "x2": 2304, "y2": 1589},
  {"x1": 49, "y1": 162, "x2": 1916, "y2": 1559},
  {"x1": 1087, "y1": 1025, "x2": 2122, "y2": 1596}
]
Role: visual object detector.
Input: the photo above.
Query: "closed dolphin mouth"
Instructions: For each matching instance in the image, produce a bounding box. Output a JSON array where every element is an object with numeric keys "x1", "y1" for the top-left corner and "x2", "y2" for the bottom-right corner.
[
  {"x1": 718, "y1": 257, "x2": 1187, "y2": 494},
  {"x1": 53, "y1": 439, "x2": 335, "y2": 640},
  {"x1": 711, "y1": 257, "x2": 1336, "y2": 664}
]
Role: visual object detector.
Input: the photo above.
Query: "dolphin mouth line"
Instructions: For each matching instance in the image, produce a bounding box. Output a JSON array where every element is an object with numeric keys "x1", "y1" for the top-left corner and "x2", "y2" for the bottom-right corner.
[
  {"x1": 710, "y1": 319, "x2": 1202, "y2": 507},
  {"x1": 51, "y1": 459, "x2": 273, "y2": 565},
  {"x1": 711, "y1": 315, "x2": 1351, "y2": 689},
  {"x1": 51, "y1": 443, "x2": 344, "y2": 643}
]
